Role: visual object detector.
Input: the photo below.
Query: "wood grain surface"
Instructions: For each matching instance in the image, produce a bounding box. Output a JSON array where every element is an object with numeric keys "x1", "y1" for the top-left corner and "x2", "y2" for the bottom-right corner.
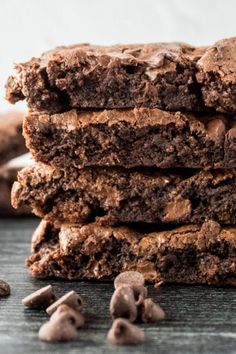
[{"x1": 0, "y1": 217, "x2": 236, "y2": 354}]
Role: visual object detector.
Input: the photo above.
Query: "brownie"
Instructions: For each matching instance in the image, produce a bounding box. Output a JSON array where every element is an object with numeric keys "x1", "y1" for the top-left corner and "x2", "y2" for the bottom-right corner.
[
  {"x1": 27, "y1": 219, "x2": 236, "y2": 286},
  {"x1": 0, "y1": 162, "x2": 31, "y2": 216},
  {"x1": 5, "y1": 43, "x2": 206, "y2": 113},
  {"x1": 0, "y1": 111, "x2": 27, "y2": 165},
  {"x1": 197, "y1": 37, "x2": 236, "y2": 113},
  {"x1": 24, "y1": 108, "x2": 236, "y2": 169},
  {"x1": 12, "y1": 164, "x2": 236, "y2": 225}
]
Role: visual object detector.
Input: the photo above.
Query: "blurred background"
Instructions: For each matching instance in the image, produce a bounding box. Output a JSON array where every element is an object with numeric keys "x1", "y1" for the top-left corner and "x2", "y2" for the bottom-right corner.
[{"x1": 1, "y1": 0, "x2": 236, "y2": 111}]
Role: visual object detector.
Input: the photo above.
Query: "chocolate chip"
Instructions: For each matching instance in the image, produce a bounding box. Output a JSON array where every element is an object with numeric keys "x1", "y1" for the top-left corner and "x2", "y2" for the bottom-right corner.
[
  {"x1": 39, "y1": 303, "x2": 85, "y2": 342},
  {"x1": 206, "y1": 117, "x2": 226, "y2": 143},
  {"x1": 22, "y1": 284, "x2": 56, "y2": 309},
  {"x1": 51, "y1": 304, "x2": 85, "y2": 329},
  {"x1": 140, "y1": 298, "x2": 165, "y2": 323},
  {"x1": 114, "y1": 271, "x2": 145, "y2": 290},
  {"x1": 110, "y1": 285, "x2": 137, "y2": 322},
  {"x1": 46, "y1": 290, "x2": 83, "y2": 315},
  {"x1": 107, "y1": 318, "x2": 145, "y2": 345},
  {"x1": 39, "y1": 318, "x2": 78, "y2": 342},
  {"x1": 133, "y1": 285, "x2": 148, "y2": 306},
  {"x1": 0, "y1": 279, "x2": 10, "y2": 297},
  {"x1": 114, "y1": 271, "x2": 147, "y2": 306},
  {"x1": 163, "y1": 198, "x2": 191, "y2": 222}
]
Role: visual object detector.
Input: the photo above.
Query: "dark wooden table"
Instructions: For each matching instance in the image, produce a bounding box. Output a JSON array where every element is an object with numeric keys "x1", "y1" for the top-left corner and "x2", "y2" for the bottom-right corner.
[{"x1": 0, "y1": 217, "x2": 236, "y2": 354}]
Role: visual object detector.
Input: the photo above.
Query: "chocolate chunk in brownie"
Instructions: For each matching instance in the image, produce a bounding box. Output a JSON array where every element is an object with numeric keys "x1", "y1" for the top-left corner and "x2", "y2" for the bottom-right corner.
[
  {"x1": 24, "y1": 108, "x2": 236, "y2": 169},
  {"x1": 197, "y1": 37, "x2": 236, "y2": 113},
  {"x1": 12, "y1": 164, "x2": 236, "y2": 225},
  {"x1": 0, "y1": 111, "x2": 27, "y2": 165},
  {"x1": 27, "y1": 219, "x2": 236, "y2": 286},
  {"x1": 5, "y1": 43, "x2": 205, "y2": 113},
  {"x1": 224, "y1": 120, "x2": 236, "y2": 166}
]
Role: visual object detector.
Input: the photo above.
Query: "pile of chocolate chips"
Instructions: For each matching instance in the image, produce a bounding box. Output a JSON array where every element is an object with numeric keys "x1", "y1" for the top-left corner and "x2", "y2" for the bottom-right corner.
[
  {"x1": 22, "y1": 286, "x2": 85, "y2": 342},
  {"x1": 108, "y1": 271, "x2": 165, "y2": 345},
  {"x1": 21, "y1": 271, "x2": 165, "y2": 345}
]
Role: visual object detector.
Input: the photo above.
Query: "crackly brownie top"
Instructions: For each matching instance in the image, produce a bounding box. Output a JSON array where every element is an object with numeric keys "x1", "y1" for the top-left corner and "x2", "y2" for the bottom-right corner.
[
  {"x1": 32, "y1": 219, "x2": 236, "y2": 257},
  {"x1": 38, "y1": 42, "x2": 203, "y2": 70},
  {"x1": 27, "y1": 108, "x2": 188, "y2": 129},
  {"x1": 197, "y1": 37, "x2": 236, "y2": 82},
  {"x1": 26, "y1": 107, "x2": 231, "y2": 137}
]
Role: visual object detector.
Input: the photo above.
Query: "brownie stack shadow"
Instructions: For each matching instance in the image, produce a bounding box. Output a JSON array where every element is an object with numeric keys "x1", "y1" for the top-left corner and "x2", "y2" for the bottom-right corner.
[{"x1": 6, "y1": 37, "x2": 236, "y2": 286}]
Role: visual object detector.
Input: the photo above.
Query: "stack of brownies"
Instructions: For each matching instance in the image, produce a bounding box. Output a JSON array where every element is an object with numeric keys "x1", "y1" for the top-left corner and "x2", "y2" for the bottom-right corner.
[{"x1": 6, "y1": 36, "x2": 236, "y2": 285}]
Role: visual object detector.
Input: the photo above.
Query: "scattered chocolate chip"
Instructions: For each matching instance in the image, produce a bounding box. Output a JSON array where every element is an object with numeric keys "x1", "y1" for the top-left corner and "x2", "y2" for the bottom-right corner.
[
  {"x1": 22, "y1": 284, "x2": 56, "y2": 309},
  {"x1": 107, "y1": 318, "x2": 145, "y2": 346},
  {"x1": 46, "y1": 290, "x2": 83, "y2": 315},
  {"x1": 140, "y1": 298, "x2": 165, "y2": 323},
  {"x1": 110, "y1": 285, "x2": 137, "y2": 322},
  {"x1": 0, "y1": 279, "x2": 10, "y2": 297},
  {"x1": 114, "y1": 271, "x2": 145, "y2": 290},
  {"x1": 39, "y1": 318, "x2": 78, "y2": 342},
  {"x1": 51, "y1": 304, "x2": 85, "y2": 329}
]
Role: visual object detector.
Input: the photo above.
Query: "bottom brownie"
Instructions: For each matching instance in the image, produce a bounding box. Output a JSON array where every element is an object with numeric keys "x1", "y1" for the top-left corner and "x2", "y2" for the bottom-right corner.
[{"x1": 27, "y1": 220, "x2": 236, "y2": 286}]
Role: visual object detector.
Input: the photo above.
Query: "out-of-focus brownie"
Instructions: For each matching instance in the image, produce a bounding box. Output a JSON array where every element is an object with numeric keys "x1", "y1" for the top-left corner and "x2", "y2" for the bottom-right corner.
[
  {"x1": 197, "y1": 37, "x2": 236, "y2": 113},
  {"x1": 27, "y1": 219, "x2": 236, "y2": 286},
  {"x1": 11, "y1": 164, "x2": 236, "y2": 225},
  {"x1": 0, "y1": 111, "x2": 27, "y2": 165},
  {"x1": 24, "y1": 108, "x2": 236, "y2": 169},
  {"x1": 5, "y1": 43, "x2": 206, "y2": 113},
  {"x1": 0, "y1": 158, "x2": 31, "y2": 215}
]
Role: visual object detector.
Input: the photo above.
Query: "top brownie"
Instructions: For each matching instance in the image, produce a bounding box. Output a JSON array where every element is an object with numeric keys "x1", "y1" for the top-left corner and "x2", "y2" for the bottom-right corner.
[
  {"x1": 5, "y1": 42, "x2": 206, "y2": 113},
  {"x1": 7, "y1": 38, "x2": 236, "y2": 114}
]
